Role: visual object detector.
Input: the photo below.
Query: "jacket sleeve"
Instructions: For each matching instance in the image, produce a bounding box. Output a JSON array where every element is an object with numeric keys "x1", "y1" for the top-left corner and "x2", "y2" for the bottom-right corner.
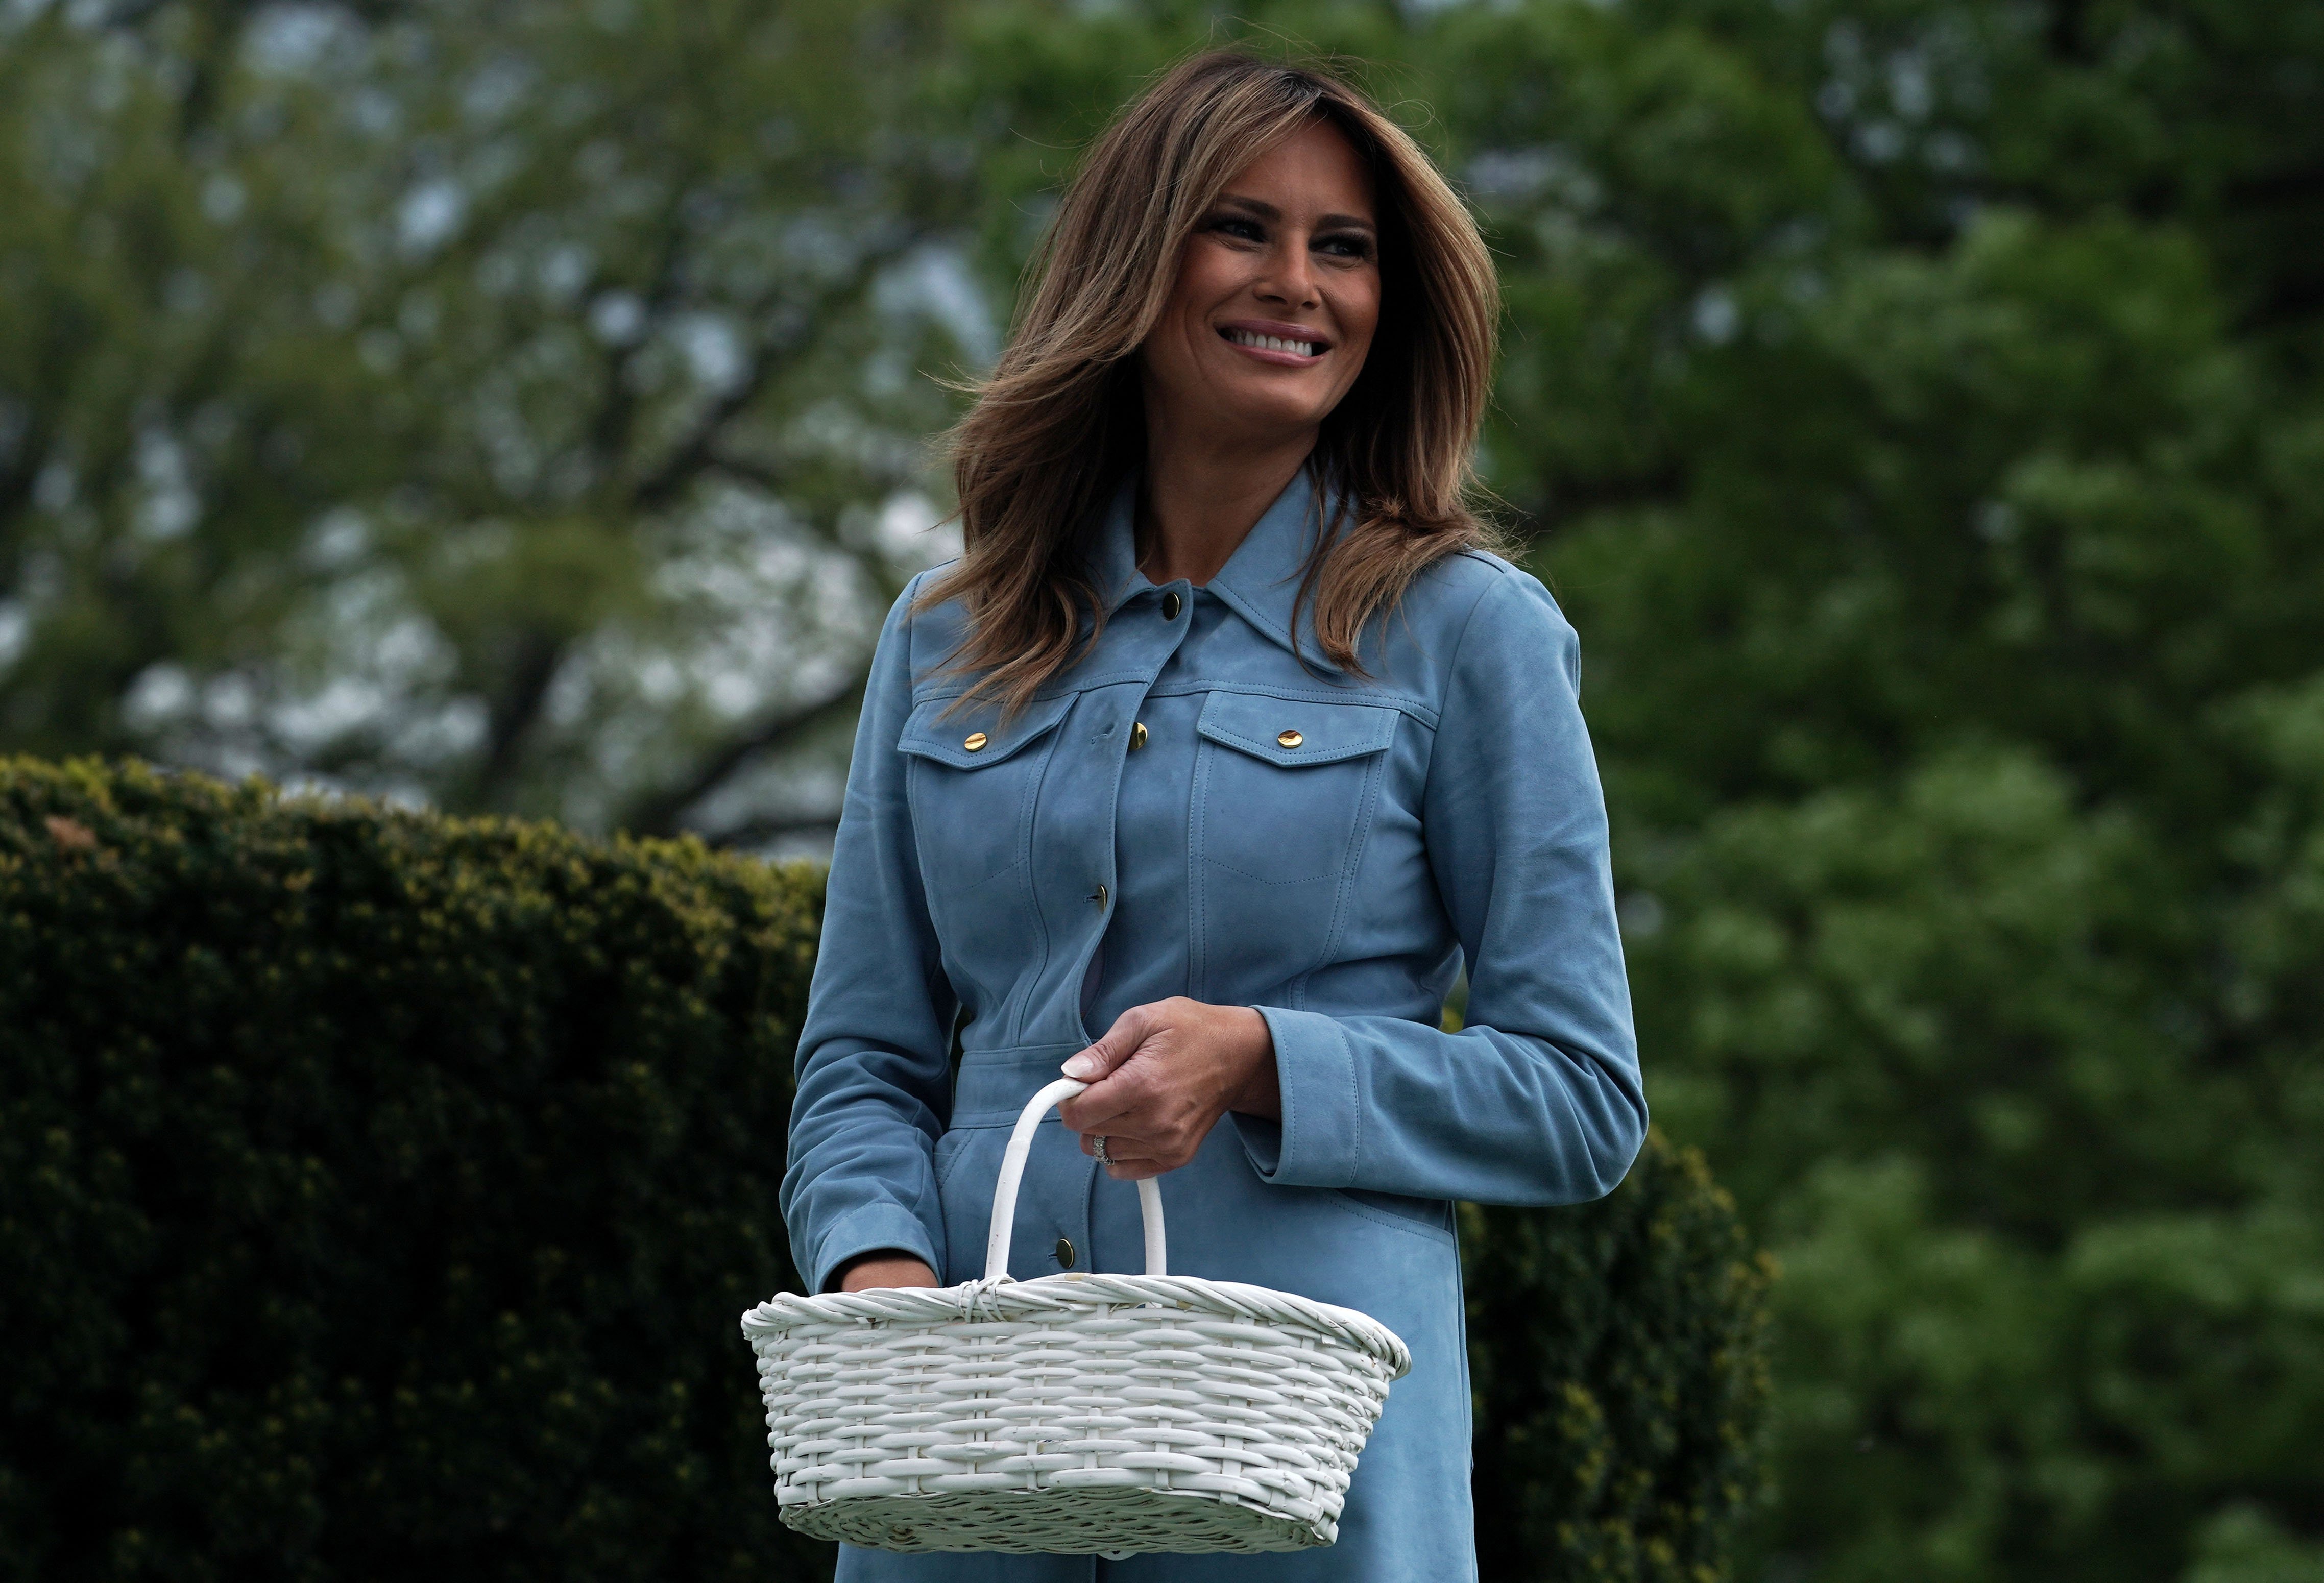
[
  {"x1": 1237, "y1": 568, "x2": 1646, "y2": 1206},
  {"x1": 779, "y1": 577, "x2": 958, "y2": 1292}
]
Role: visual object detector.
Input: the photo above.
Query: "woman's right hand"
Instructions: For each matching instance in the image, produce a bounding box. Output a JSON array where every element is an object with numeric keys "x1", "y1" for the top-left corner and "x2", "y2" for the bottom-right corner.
[{"x1": 836, "y1": 1251, "x2": 939, "y2": 1292}]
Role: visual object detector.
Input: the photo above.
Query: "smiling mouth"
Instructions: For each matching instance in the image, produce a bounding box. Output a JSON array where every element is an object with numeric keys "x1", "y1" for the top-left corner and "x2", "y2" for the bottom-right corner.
[{"x1": 1222, "y1": 327, "x2": 1325, "y2": 357}]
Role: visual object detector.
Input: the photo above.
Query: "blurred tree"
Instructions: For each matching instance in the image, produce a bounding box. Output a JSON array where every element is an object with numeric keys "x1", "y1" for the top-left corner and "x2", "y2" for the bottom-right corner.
[
  {"x1": 946, "y1": 2, "x2": 2324, "y2": 1580},
  {"x1": 0, "y1": 0, "x2": 984, "y2": 840},
  {"x1": 7, "y1": 0, "x2": 2321, "y2": 1579},
  {"x1": 1419, "y1": 4, "x2": 2324, "y2": 1581}
]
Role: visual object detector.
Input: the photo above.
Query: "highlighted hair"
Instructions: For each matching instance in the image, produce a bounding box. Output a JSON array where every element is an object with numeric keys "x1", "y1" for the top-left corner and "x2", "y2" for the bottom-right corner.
[{"x1": 922, "y1": 51, "x2": 1502, "y2": 712}]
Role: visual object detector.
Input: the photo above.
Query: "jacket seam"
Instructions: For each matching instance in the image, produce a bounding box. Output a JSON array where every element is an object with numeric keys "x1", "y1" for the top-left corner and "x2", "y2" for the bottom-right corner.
[
  {"x1": 1317, "y1": 747, "x2": 1387, "y2": 971},
  {"x1": 914, "y1": 676, "x2": 1442, "y2": 726},
  {"x1": 1324, "y1": 1188, "x2": 1458, "y2": 1246},
  {"x1": 897, "y1": 693, "x2": 1074, "y2": 766},
  {"x1": 1189, "y1": 721, "x2": 1214, "y2": 1000},
  {"x1": 1008, "y1": 719, "x2": 1063, "y2": 1046},
  {"x1": 1418, "y1": 571, "x2": 1510, "y2": 812},
  {"x1": 1147, "y1": 677, "x2": 1438, "y2": 725},
  {"x1": 1198, "y1": 726, "x2": 1396, "y2": 767}
]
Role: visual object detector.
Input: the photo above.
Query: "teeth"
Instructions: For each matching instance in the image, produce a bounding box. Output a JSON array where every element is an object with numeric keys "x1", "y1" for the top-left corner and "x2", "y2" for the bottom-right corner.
[{"x1": 1228, "y1": 329, "x2": 1320, "y2": 356}]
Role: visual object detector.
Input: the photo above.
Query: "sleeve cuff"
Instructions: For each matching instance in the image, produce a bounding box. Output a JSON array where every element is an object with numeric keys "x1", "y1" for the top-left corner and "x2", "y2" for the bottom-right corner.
[
  {"x1": 1230, "y1": 1113, "x2": 1284, "y2": 1175},
  {"x1": 1243, "y1": 1005, "x2": 1363, "y2": 1187},
  {"x1": 806, "y1": 1201, "x2": 945, "y2": 1294}
]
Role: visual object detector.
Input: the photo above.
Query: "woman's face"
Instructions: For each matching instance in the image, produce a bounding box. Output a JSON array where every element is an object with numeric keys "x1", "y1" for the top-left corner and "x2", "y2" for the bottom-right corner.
[{"x1": 1140, "y1": 119, "x2": 1382, "y2": 447}]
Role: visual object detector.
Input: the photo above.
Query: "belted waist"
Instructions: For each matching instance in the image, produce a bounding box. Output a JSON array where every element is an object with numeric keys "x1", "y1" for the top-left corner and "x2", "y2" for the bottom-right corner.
[{"x1": 950, "y1": 1045, "x2": 1084, "y2": 1126}]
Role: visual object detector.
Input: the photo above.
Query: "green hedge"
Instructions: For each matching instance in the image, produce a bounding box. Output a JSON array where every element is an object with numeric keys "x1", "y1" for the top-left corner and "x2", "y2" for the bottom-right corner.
[
  {"x1": 0, "y1": 758, "x2": 1767, "y2": 1581},
  {"x1": 1467, "y1": 1163, "x2": 1774, "y2": 1581}
]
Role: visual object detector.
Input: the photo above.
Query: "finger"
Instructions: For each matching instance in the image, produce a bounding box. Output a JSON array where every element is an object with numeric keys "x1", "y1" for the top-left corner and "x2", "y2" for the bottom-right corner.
[
  {"x1": 1101, "y1": 1133, "x2": 1191, "y2": 1174},
  {"x1": 1058, "y1": 1010, "x2": 1161, "y2": 1129},
  {"x1": 1060, "y1": 1002, "x2": 1158, "y2": 1084},
  {"x1": 1062, "y1": 1076, "x2": 1141, "y2": 1134}
]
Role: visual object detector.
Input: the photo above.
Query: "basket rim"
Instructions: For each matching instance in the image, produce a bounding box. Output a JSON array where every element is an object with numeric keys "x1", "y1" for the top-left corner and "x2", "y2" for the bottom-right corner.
[
  {"x1": 741, "y1": 1272, "x2": 1411, "y2": 1375},
  {"x1": 777, "y1": 1482, "x2": 1330, "y2": 1555}
]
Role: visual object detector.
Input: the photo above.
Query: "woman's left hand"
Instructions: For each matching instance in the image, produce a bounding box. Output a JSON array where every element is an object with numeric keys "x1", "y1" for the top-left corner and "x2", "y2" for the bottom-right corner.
[{"x1": 1055, "y1": 997, "x2": 1281, "y2": 1180}]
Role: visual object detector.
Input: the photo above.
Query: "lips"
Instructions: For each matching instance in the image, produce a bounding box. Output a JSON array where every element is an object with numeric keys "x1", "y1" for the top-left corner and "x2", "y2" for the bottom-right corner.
[
  {"x1": 1224, "y1": 327, "x2": 1323, "y2": 356},
  {"x1": 1217, "y1": 321, "x2": 1330, "y2": 363}
]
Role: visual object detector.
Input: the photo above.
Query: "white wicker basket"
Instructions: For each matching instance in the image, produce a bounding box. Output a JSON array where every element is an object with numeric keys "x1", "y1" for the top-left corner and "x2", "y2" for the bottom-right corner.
[{"x1": 743, "y1": 1077, "x2": 1411, "y2": 1556}]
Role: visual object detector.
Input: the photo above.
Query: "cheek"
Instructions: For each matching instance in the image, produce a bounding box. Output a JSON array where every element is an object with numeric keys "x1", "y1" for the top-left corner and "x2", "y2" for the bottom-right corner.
[
  {"x1": 1149, "y1": 255, "x2": 1236, "y2": 379},
  {"x1": 1341, "y1": 277, "x2": 1383, "y2": 356},
  {"x1": 1325, "y1": 285, "x2": 1383, "y2": 400}
]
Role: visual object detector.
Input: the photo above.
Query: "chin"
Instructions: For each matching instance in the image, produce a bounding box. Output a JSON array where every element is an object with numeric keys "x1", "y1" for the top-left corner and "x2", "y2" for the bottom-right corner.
[{"x1": 1206, "y1": 386, "x2": 1334, "y2": 435}]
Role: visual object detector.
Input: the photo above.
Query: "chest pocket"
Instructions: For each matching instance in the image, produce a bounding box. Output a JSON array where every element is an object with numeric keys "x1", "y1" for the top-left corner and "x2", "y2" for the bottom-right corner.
[
  {"x1": 1194, "y1": 690, "x2": 1400, "y2": 880},
  {"x1": 898, "y1": 691, "x2": 1074, "y2": 898},
  {"x1": 1192, "y1": 692, "x2": 1398, "y2": 996}
]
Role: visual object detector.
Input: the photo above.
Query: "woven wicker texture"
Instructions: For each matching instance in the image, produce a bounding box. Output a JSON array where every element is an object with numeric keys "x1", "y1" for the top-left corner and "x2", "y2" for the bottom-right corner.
[
  {"x1": 745, "y1": 1078, "x2": 1411, "y2": 1555},
  {"x1": 744, "y1": 1272, "x2": 1410, "y2": 1553}
]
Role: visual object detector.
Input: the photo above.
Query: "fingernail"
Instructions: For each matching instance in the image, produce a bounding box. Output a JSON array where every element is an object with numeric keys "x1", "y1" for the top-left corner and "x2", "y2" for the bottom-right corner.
[{"x1": 1061, "y1": 1052, "x2": 1101, "y2": 1080}]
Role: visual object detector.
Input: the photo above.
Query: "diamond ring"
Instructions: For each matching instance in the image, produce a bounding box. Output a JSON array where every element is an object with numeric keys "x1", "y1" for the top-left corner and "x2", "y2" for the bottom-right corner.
[{"x1": 1092, "y1": 1135, "x2": 1111, "y2": 1164}]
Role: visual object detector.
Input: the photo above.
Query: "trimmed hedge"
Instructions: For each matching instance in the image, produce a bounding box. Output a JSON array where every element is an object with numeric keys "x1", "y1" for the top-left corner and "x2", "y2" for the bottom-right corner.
[
  {"x1": 0, "y1": 758, "x2": 824, "y2": 1581},
  {"x1": 1467, "y1": 1160, "x2": 1775, "y2": 1580},
  {"x1": 0, "y1": 758, "x2": 1768, "y2": 1581}
]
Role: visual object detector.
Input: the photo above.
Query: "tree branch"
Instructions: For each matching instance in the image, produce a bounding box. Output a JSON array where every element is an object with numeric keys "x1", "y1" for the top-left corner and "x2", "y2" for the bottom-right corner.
[
  {"x1": 468, "y1": 627, "x2": 563, "y2": 809},
  {"x1": 620, "y1": 665, "x2": 870, "y2": 836},
  {"x1": 461, "y1": 187, "x2": 703, "y2": 810},
  {"x1": 703, "y1": 812, "x2": 841, "y2": 850},
  {"x1": 700, "y1": 451, "x2": 788, "y2": 495},
  {"x1": 627, "y1": 225, "x2": 928, "y2": 514}
]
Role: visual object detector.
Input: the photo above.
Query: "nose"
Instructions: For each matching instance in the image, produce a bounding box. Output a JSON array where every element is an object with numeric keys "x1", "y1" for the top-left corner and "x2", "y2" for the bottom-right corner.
[{"x1": 1258, "y1": 235, "x2": 1320, "y2": 311}]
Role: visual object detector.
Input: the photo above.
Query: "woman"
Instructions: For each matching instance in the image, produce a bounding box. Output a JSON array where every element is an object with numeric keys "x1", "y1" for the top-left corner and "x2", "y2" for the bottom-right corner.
[{"x1": 781, "y1": 51, "x2": 1643, "y2": 1582}]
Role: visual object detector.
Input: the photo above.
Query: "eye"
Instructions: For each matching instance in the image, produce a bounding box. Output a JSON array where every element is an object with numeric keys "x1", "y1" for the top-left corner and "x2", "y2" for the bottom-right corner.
[
  {"x1": 1209, "y1": 215, "x2": 1266, "y2": 243},
  {"x1": 1315, "y1": 231, "x2": 1375, "y2": 262}
]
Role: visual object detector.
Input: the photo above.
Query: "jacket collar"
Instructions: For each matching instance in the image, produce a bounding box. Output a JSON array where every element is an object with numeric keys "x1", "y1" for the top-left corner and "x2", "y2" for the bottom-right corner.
[{"x1": 1088, "y1": 467, "x2": 1341, "y2": 672}]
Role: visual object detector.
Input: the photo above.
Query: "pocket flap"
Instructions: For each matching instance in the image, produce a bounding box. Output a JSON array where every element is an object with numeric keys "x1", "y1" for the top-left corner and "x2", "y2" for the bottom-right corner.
[
  {"x1": 898, "y1": 690, "x2": 1074, "y2": 769},
  {"x1": 1196, "y1": 691, "x2": 1399, "y2": 767}
]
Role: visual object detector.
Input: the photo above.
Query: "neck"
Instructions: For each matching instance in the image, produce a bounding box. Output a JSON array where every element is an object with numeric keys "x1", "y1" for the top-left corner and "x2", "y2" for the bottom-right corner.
[{"x1": 1136, "y1": 399, "x2": 1316, "y2": 587}]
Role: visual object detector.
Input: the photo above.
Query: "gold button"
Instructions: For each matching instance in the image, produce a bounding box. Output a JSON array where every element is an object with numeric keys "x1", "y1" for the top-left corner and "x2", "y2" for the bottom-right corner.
[
  {"x1": 1162, "y1": 591, "x2": 1182, "y2": 620},
  {"x1": 1129, "y1": 721, "x2": 1148, "y2": 750},
  {"x1": 1277, "y1": 729, "x2": 1304, "y2": 748},
  {"x1": 1093, "y1": 884, "x2": 1108, "y2": 907},
  {"x1": 1055, "y1": 1237, "x2": 1076, "y2": 1268},
  {"x1": 963, "y1": 732, "x2": 988, "y2": 751}
]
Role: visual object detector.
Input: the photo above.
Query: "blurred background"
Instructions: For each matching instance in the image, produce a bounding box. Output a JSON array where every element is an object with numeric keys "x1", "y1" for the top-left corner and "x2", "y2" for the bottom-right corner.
[{"x1": 3, "y1": 1, "x2": 2320, "y2": 1579}]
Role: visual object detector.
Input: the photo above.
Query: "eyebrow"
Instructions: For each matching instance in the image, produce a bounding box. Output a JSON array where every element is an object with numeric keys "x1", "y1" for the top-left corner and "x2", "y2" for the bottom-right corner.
[{"x1": 1215, "y1": 192, "x2": 1377, "y2": 233}]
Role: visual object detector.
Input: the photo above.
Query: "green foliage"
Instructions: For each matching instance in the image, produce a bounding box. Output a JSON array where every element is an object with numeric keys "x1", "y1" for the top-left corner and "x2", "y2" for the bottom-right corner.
[
  {"x1": 0, "y1": 1, "x2": 978, "y2": 834},
  {"x1": 0, "y1": 756, "x2": 828, "y2": 1581},
  {"x1": 13, "y1": 2, "x2": 2319, "y2": 1578},
  {"x1": 950, "y1": 4, "x2": 2324, "y2": 1577},
  {"x1": 1419, "y1": 5, "x2": 2324, "y2": 1581},
  {"x1": 0, "y1": 757, "x2": 1770, "y2": 1580},
  {"x1": 1466, "y1": 1142, "x2": 1775, "y2": 1583}
]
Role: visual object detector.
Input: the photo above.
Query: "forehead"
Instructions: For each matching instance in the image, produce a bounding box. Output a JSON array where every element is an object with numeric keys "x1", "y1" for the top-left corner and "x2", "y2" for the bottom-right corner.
[{"x1": 1220, "y1": 119, "x2": 1375, "y2": 218}]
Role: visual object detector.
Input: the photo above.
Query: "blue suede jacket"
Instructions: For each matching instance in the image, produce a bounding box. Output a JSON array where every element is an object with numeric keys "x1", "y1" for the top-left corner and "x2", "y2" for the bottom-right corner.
[{"x1": 782, "y1": 471, "x2": 1644, "y2": 1582}]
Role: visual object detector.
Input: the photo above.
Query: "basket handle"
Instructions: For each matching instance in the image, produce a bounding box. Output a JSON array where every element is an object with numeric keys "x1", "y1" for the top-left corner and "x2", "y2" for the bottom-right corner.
[{"x1": 984, "y1": 1077, "x2": 1166, "y2": 1281}]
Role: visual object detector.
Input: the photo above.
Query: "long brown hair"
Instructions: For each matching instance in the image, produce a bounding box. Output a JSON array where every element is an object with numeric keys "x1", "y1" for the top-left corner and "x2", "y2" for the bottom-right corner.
[{"x1": 921, "y1": 51, "x2": 1502, "y2": 712}]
